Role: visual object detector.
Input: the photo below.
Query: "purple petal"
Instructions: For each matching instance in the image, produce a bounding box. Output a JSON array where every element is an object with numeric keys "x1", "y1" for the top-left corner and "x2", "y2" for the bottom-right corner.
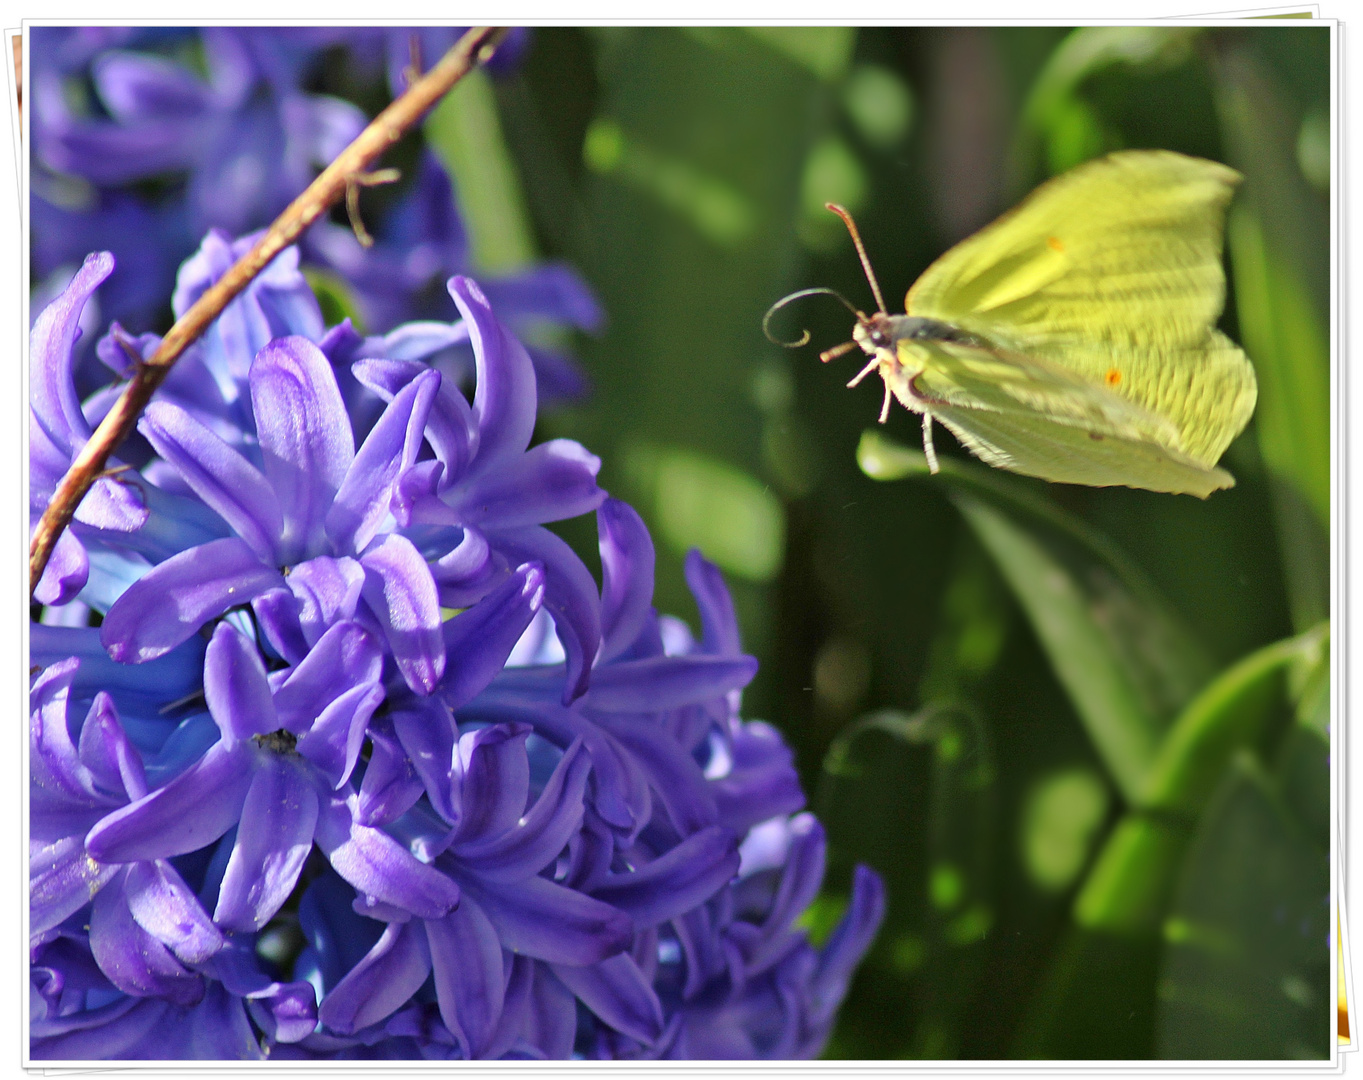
[
  {"x1": 812, "y1": 863, "x2": 886, "y2": 1016},
  {"x1": 426, "y1": 899, "x2": 505, "y2": 1059},
  {"x1": 30, "y1": 836, "x2": 120, "y2": 936},
  {"x1": 478, "y1": 263, "x2": 605, "y2": 332},
  {"x1": 204, "y1": 622, "x2": 278, "y2": 746},
  {"x1": 214, "y1": 756, "x2": 320, "y2": 931},
  {"x1": 590, "y1": 826, "x2": 739, "y2": 928},
  {"x1": 326, "y1": 369, "x2": 439, "y2": 554},
  {"x1": 451, "y1": 276, "x2": 536, "y2": 475},
  {"x1": 488, "y1": 525, "x2": 601, "y2": 704},
  {"x1": 34, "y1": 526, "x2": 88, "y2": 607},
  {"x1": 685, "y1": 549, "x2": 742, "y2": 656},
  {"x1": 85, "y1": 741, "x2": 254, "y2": 863},
  {"x1": 446, "y1": 439, "x2": 604, "y2": 529},
  {"x1": 713, "y1": 720, "x2": 806, "y2": 835},
  {"x1": 448, "y1": 723, "x2": 531, "y2": 847},
  {"x1": 90, "y1": 874, "x2": 205, "y2": 1007},
  {"x1": 296, "y1": 682, "x2": 384, "y2": 789},
  {"x1": 391, "y1": 696, "x2": 459, "y2": 824},
  {"x1": 124, "y1": 859, "x2": 224, "y2": 965},
  {"x1": 138, "y1": 401, "x2": 283, "y2": 561},
  {"x1": 439, "y1": 562, "x2": 544, "y2": 711},
  {"x1": 251, "y1": 587, "x2": 308, "y2": 666},
  {"x1": 272, "y1": 621, "x2": 382, "y2": 734},
  {"x1": 99, "y1": 537, "x2": 284, "y2": 663},
  {"x1": 456, "y1": 739, "x2": 590, "y2": 882},
  {"x1": 354, "y1": 357, "x2": 477, "y2": 481},
  {"x1": 30, "y1": 252, "x2": 113, "y2": 454},
  {"x1": 431, "y1": 526, "x2": 497, "y2": 607},
  {"x1": 552, "y1": 954, "x2": 663, "y2": 1045},
  {"x1": 356, "y1": 720, "x2": 425, "y2": 828},
  {"x1": 318, "y1": 920, "x2": 431, "y2": 1036},
  {"x1": 315, "y1": 795, "x2": 460, "y2": 919},
  {"x1": 524, "y1": 964, "x2": 578, "y2": 1060},
  {"x1": 588, "y1": 654, "x2": 758, "y2": 713},
  {"x1": 77, "y1": 691, "x2": 147, "y2": 801},
  {"x1": 285, "y1": 555, "x2": 366, "y2": 648},
  {"x1": 595, "y1": 715, "x2": 717, "y2": 837},
  {"x1": 597, "y1": 499, "x2": 657, "y2": 663},
  {"x1": 359, "y1": 534, "x2": 444, "y2": 695},
  {"x1": 457, "y1": 874, "x2": 632, "y2": 968},
  {"x1": 75, "y1": 475, "x2": 149, "y2": 532},
  {"x1": 30, "y1": 659, "x2": 102, "y2": 813},
  {"x1": 249, "y1": 336, "x2": 355, "y2": 562},
  {"x1": 93, "y1": 49, "x2": 215, "y2": 122}
]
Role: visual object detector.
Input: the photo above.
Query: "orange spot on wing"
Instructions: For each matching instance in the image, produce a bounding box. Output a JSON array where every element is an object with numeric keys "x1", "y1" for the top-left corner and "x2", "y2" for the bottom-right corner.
[
  {"x1": 1105, "y1": 368, "x2": 1122, "y2": 387},
  {"x1": 1047, "y1": 236, "x2": 1065, "y2": 253}
]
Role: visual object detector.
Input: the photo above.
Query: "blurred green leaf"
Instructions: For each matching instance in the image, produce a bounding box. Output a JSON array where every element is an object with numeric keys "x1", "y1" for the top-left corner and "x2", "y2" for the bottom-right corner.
[
  {"x1": 1021, "y1": 767, "x2": 1110, "y2": 893},
  {"x1": 301, "y1": 267, "x2": 365, "y2": 334},
  {"x1": 1156, "y1": 753, "x2": 1330, "y2": 1059},
  {"x1": 624, "y1": 443, "x2": 784, "y2": 582},
  {"x1": 841, "y1": 63, "x2": 915, "y2": 150},
  {"x1": 858, "y1": 431, "x2": 1215, "y2": 802},
  {"x1": 743, "y1": 26, "x2": 856, "y2": 83},
  {"x1": 1213, "y1": 38, "x2": 1330, "y2": 632},
  {"x1": 1073, "y1": 815, "x2": 1189, "y2": 934},
  {"x1": 426, "y1": 67, "x2": 537, "y2": 272}
]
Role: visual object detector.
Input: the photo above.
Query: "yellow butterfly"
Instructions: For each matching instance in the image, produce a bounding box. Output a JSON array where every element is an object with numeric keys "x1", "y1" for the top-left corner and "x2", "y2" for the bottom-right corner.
[{"x1": 767, "y1": 150, "x2": 1258, "y2": 498}]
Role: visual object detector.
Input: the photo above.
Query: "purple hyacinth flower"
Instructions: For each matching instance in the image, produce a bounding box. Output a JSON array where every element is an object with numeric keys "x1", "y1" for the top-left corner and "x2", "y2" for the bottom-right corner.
[
  {"x1": 30, "y1": 253, "x2": 149, "y2": 606},
  {"x1": 85, "y1": 621, "x2": 456, "y2": 933}
]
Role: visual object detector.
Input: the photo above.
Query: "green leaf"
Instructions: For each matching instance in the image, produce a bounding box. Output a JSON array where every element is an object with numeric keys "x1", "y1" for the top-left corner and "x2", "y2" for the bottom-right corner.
[
  {"x1": 426, "y1": 67, "x2": 538, "y2": 272},
  {"x1": 1156, "y1": 754, "x2": 1330, "y2": 1059},
  {"x1": 859, "y1": 431, "x2": 1215, "y2": 803},
  {"x1": 1213, "y1": 41, "x2": 1331, "y2": 631}
]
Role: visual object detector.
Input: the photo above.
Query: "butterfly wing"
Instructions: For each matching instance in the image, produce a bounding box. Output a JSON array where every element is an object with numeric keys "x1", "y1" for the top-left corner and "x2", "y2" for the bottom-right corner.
[
  {"x1": 890, "y1": 338, "x2": 1237, "y2": 497},
  {"x1": 904, "y1": 150, "x2": 1257, "y2": 472}
]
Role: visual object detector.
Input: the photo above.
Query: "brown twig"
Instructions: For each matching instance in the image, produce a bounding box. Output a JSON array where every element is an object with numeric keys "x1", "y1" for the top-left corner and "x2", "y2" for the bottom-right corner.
[{"x1": 30, "y1": 26, "x2": 508, "y2": 598}]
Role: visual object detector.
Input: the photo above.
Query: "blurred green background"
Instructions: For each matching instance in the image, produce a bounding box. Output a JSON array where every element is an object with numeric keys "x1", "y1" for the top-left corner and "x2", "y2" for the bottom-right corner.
[{"x1": 435, "y1": 24, "x2": 1332, "y2": 1059}]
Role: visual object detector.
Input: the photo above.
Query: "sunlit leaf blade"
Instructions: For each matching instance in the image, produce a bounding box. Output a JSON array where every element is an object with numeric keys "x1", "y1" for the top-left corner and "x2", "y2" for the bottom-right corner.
[
  {"x1": 859, "y1": 431, "x2": 1215, "y2": 802},
  {"x1": 1156, "y1": 754, "x2": 1330, "y2": 1059},
  {"x1": 1212, "y1": 42, "x2": 1330, "y2": 631}
]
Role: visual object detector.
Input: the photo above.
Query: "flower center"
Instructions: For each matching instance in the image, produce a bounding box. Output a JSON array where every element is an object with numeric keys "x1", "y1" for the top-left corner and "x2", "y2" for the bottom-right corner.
[{"x1": 253, "y1": 729, "x2": 298, "y2": 753}]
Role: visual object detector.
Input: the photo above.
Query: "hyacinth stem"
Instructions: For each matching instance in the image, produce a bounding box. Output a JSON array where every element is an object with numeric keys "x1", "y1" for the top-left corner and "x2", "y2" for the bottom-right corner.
[{"x1": 29, "y1": 25, "x2": 509, "y2": 599}]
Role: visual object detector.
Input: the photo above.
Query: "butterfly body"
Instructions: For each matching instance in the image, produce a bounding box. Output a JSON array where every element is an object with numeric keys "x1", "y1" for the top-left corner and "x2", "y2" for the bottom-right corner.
[{"x1": 822, "y1": 150, "x2": 1259, "y2": 498}]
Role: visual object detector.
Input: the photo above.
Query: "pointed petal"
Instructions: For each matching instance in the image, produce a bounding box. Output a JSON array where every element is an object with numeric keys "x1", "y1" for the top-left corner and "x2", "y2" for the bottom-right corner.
[
  {"x1": 77, "y1": 691, "x2": 147, "y2": 801},
  {"x1": 33, "y1": 526, "x2": 88, "y2": 607},
  {"x1": 75, "y1": 475, "x2": 149, "y2": 532},
  {"x1": 811, "y1": 863, "x2": 885, "y2": 1019},
  {"x1": 456, "y1": 740, "x2": 590, "y2": 882},
  {"x1": 487, "y1": 525, "x2": 601, "y2": 704},
  {"x1": 552, "y1": 954, "x2": 663, "y2": 1045},
  {"x1": 430, "y1": 526, "x2": 496, "y2": 606},
  {"x1": 352, "y1": 356, "x2": 476, "y2": 482},
  {"x1": 590, "y1": 826, "x2": 739, "y2": 928},
  {"x1": 84, "y1": 741, "x2": 254, "y2": 863},
  {"x1": 272, "y1": 620, "x2": 381, "y2": 733},
  {"x1": 99, "y1": 537, "x2": 284, "y2": 663},
  {"x1": 251, "y1": 587, "x2": 308, "y2": 666},
  {"x1": 684, "y1": 549, "x2": 742, "y2": 655},
  {"x1": 326, "y1": 369, "x2": 439, "y2": 554},
  {"x1": 315, "y1": 795, "x2": 460, "y2": 919},
  {"x1": 596, "y1": 715, "x2": 717, "y2": 837},
  {"x1": 359, "y1": 534, "x2": 444, "y2": 695},
  {"x1": 426, "y1": 899, "x2": 505, "y2": 1059},
  {"x1": 30, "y1": 836, "x2": 120, "y2": 936},
  {"x1": 597, "y1": 499, "x2": 656, "y2": 663},
  {"x1": 447, "y1": 439, "x2": 604, "y2": 529},
  {"x1": 447, "y1": 723, "x2": 532, "y2": 847},
  {"x1": 459, "y1": 874, "x2": 633, "y2": 967},
  {"x1": 588, "y1": 654, "x2": 758, "y2": 713},
  {"x1": 391, "y1": 696, "x2": 459, "y2": 824},
  {"x1": 213, "y1": 756, "x2": 319, "y2": 932},
  {"x1": 356, "y1": 719, "x2": 425, "y2": 829},
  {"x1": 90, "y1": 873, "x2": 205, "y2": 1007},
  {"x1": 30, "y1": 251, "x2": 113, "y2": 453},
  {"x1": 123, "y1": 859, "x2": 223, "y2": 965},
  {"x1": 204, "y1": 621, "x2": 278, "y2": 745},
  {"x1": 318, "y1": 920, "x2": 431, "y2": 1036},
  {"x1": 249, "y1": 335, "x2": 355, "y2": 562},
  {"x1": 284, "y1": 555, "x2": 365, "y2": 648},
  {"x1": 713, "y1": 719, "x2": 806, "y2": 835},
  {"x1": 439, "y1": 562, "x2": 544, "y2": 711},
  {"x1": 138, "y1": 400, "x2": 283, "y2": 561},
  {"x1": 451, "y1": 275, "x2": 536, "y2": 472},
  {"x1": 296, "y1": 682, "x2": 384, "y2": 789},
  {"x1": 523, "y1": 964, "x2": 578, "y2": 1060}
]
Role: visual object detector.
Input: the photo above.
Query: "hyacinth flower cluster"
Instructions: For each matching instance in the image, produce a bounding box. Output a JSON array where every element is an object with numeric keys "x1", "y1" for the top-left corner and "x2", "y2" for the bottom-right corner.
[
  {"x1": 30, "y1": 26, "x2": 597, "y2": 405},
  {"x1": 29, "y1": 237, "x2": 884, "y2": 1060}
]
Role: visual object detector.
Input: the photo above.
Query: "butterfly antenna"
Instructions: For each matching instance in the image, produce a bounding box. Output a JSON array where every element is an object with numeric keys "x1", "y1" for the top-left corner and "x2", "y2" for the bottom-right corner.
[
  {"x1": 763, "y1": 287, "x2": 865, "y2": 348},
  {"x1": 826, "y1": 203, "x2": 888, "y2": 315}
]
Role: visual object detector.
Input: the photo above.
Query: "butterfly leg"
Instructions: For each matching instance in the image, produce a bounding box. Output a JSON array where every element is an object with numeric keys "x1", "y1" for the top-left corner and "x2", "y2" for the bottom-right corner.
[
  {"x1": 922, "y1": 412, "x2": 939, "y2": 474},
  {"x1": 847, "y1": 356, "x2": 880, "y2": 389},
  {"x1": 878, "y1": 380, "x2": 893, "y2": 424}
]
